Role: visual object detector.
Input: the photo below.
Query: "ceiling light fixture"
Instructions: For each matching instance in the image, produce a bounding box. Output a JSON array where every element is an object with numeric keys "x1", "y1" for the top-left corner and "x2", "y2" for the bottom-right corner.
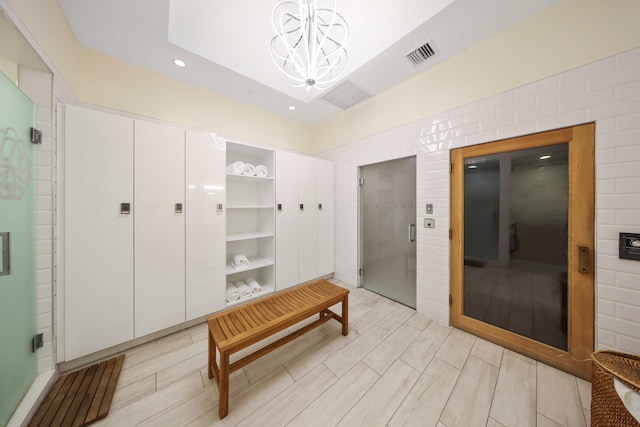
[
  {"x1": 539, "y1": 155, "x2": 551, "y2": 160},
  {"x1": 174, "y1": 59, "x2": 186, "y2": 68},
  {"x1": 270, "y1": 0, "x2": 350, "y2": 92}
]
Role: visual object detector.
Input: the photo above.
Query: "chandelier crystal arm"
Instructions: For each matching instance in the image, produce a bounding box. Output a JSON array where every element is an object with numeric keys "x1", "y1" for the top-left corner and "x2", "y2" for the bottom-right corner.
[{"x1": 269, "y1": 0, "x2": 350, "y2": 91}]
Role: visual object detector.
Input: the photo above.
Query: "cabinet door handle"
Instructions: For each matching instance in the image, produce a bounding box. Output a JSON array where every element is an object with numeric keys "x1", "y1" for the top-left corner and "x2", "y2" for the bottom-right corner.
[
  {"x1": 318, "y1": 203, "x2": 323, "y2": 211},
  {"x1": 217, "y1": 203, "x2": 223, "y2": 214},
  {"x1": 277, "y1": 203, "x2": 282, "y2": 212},
  {"x1": 409, "y1": 224, "x2": 416, "y2": 242},
  {"x1": 578, "y1": 245, "x2": 590, "y2": 274},
  {"x1": 175, "y1": 203, "x2": 183, "y2": 214},
  {"x1": 120, "y1": 203, "x2": 131, "y2": 215},
  {"x1": 300, "y1": 204, "x2": 304, "y2": 211}
]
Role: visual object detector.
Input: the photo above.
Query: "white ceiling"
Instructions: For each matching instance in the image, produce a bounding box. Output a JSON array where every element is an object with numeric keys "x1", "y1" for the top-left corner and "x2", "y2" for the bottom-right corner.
[{"x1": 58, "y1": 0, "x2": 559, "y2": 126}]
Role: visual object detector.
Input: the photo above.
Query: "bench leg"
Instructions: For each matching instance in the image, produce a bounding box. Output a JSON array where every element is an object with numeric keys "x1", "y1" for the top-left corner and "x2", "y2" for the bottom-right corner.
[
  {"x1": 218, "y1": 350, "x2": 230, "y2": 419},
  {"x1": 342, "y1": 294, "x2": 349, "y2": 336},
  {"x1": 208, "y1": 329, "x2": 215, "y2": 379}
]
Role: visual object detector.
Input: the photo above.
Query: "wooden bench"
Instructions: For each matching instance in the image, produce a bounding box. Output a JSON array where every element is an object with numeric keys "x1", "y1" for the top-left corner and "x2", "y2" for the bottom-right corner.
[{"x1": 207, "y1": 279, "x2": 349, "y2": 418}]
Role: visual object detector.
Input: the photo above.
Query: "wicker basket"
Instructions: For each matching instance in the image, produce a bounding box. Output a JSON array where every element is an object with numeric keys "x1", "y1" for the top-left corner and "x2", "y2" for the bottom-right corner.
[{"x1": 591, "y1": 351, "x2": 640, "y2": 427}]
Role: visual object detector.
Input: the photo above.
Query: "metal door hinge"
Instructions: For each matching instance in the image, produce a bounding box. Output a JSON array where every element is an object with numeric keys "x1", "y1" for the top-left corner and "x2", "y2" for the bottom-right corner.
[
  {"x1": 449, "y1": 163, "x2": 452, "y2": 173},
  {"x1": 449, "y1": 229, "x2": 452, "y2": 240},
  {"x1": 32, "y1": 333, "x2": 43, "y2": 352},
  {"x1": 358, "y1": 178, "x2": 364, "y2": 187},
  {"x1": 449, "y1": 295, "x2": 452, "y2": 305},
  {"x1": 31, "y1": 127, "x2": 42, "y2": 144},
  {"x1": 359, "y1": 268, "x2": 364, "y2": 276}
]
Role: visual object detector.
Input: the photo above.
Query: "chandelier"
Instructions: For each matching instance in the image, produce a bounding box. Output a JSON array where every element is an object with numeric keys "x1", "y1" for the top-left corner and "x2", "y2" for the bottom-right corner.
[{"x1": 269, "y1": 0, "x2": 350, "y2": 91}]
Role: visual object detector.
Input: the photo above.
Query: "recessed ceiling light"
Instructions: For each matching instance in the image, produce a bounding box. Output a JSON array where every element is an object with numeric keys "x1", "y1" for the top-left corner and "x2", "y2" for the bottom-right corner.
[
  {"x1": 468, "y1": 165, "x2": 478, "y2": 169},
  {"x1": 174, "y1": 59, "x2": 186, "y2": 68},
  {"x1": 539, "y1": 155, "x2": 551, "y2": 160},
  {"x1": 289, "y1": 106, "x2": 296, "y2": 111}
]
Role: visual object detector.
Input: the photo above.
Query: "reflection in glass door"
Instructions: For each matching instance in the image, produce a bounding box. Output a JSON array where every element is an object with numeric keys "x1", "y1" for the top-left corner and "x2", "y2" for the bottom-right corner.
[
  {"x1": 360, "y1": 157, "x2": 416, "y2": 308},
  {"x1": 463, "y1": 144, "x2": 569, "y2": 350},
  {"x1": 451, "y1": 124, "x2": 595, "y2": 379},
  {"x1": 0, "y1": 71, "x2": 37, "y2": 425}
]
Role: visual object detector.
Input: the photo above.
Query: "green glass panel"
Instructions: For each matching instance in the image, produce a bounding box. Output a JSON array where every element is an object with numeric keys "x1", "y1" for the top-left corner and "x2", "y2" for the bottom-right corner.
[{"x1": 0, "y1": 70, "x2": 36, "y2": 426}]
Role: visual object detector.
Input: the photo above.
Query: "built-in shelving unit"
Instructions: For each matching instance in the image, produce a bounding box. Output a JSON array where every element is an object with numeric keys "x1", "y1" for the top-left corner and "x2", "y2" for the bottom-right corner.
[{"x1": 225, "y1": 141, "x2": 275, "y2": 306}]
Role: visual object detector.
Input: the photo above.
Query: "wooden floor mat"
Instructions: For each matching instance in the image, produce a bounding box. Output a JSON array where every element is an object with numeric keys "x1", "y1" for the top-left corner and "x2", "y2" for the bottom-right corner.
[{"x1": 28, "y1": 354, "x2": 125, "y2": 427}]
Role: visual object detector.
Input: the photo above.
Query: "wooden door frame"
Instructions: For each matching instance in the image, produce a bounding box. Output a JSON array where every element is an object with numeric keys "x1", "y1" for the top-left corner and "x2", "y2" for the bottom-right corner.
[{"x1": 450, "y1": 123, "x2": 595, "y2": 380}]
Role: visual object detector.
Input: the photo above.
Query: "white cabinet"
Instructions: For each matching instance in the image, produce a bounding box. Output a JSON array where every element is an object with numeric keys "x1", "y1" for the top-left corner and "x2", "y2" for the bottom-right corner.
[
  {"x1": 64, "y1": 105, "x2": 134, "y2": 360},
  {"x1": 297, "y1": 155, "x2": 318, "y2": 283},
  {"x1": 185, "y1": 131, "x2": 226, "y2": 320},
  {"x1": 275, "y1": 150, "x2": 299, "y2": 290},
  {"x1": 316, "y1": 159, "x2": 335, "y2": 277},
  {"x1": 226, "y1": 142, "x2": 275, "y2": 304},
  {"x1": 134, "y1": 121, "x2": 185, "y2": 337},
  {"x1": 275, "y1": 152, "x2": 334, "y2": 291}
]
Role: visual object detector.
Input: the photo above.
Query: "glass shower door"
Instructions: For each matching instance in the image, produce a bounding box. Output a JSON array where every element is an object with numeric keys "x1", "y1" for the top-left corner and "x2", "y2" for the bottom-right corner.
[
  {"x1": 0, "y1": 70, "x2": 37, "y2": 426},
  {"x1": 360, "y1": 157, "x2": 416, "y2": 308}
]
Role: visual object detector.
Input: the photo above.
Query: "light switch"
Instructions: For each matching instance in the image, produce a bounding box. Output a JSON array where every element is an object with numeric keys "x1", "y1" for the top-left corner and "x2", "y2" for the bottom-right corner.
[
  {"x1": 426, "y1": 204, "x2": 433, "y2": 214},
  {"x1": 424, "y1": 218, "x2": 435, "y2": 229}
]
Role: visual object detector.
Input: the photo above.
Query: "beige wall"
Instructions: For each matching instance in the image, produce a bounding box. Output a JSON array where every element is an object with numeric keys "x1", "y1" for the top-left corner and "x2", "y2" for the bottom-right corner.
[
  {"x1": 7, "y1": 0, "x2": 313, "y2": 152},
  {"x1": 7, "y1": 0, "x2": 640, "y2": 154},
  {"x1": 313, "y1": 0, "x2": 640, "y2": 153}
]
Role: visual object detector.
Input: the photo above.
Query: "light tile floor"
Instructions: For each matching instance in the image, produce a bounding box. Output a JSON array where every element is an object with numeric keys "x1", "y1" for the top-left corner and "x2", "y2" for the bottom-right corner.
[{"x1": 94, "y1": 279, "x2": 591, "y2": 427}]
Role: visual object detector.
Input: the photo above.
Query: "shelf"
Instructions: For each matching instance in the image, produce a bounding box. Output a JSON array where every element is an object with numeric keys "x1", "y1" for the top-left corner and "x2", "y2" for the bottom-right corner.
[
  {"x1": 227, "y1": 205, "x2": 274, "y2": 209},
  {"x1": 226, "y1": 231, "x2": 274, "y2": 242},
  {"x1": 225, "y1": 256, "x2": 274, "y2": 275},
  {"x1": 226, "y1": 174, "x2": 274, "y2": 183},
  {"x1": 226, "y1": 141, "x2": 273, "y2": 158},
  {"x1": 226, "y1": 285, "x2": 274, "y2": 307}
]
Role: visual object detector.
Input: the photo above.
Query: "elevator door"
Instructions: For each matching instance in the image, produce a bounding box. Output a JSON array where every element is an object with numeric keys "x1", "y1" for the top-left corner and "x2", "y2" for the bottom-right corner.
[{"x1": 360, "y1": 157, "x2": 416, "y2": 308}]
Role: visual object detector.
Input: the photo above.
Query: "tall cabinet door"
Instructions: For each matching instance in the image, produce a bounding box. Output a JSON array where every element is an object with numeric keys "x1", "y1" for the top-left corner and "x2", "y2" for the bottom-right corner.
[
  {"x1": 186, "y1": 131, "x2": 226, "y2": 319},
  {"x1": 316, "y1": 159, "x2": 335, "y2": 277},
  {"x1": 64, "y1": 106, "x2": 134, "y2": 360},
  {"x1": 298, "y1": 155, "x2": 318, "y2": 283},
  {"x1": 134, "y1": 121, "x2": 185, "y2": 337},
  {"x1": 275, "y1": 150, "x2": 299, "y2": 290}
]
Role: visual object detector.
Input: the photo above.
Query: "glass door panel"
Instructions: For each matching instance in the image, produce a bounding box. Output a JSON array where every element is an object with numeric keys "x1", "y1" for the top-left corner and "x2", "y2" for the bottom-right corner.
[
  {"x1": 463, "y1": 144, "x2": 569, "y2": 350},
  {"x1": 360, "y1": 157, "x2": 416, "y2": 308},
  {"x1": 0, "y1": 70, "x2": 36, "y2": 426}
]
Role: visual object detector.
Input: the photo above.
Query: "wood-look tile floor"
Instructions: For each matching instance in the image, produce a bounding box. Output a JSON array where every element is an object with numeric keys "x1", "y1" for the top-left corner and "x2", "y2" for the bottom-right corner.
[{"x1": 94, "y1": 279, "x2": 592, "y2": 427}]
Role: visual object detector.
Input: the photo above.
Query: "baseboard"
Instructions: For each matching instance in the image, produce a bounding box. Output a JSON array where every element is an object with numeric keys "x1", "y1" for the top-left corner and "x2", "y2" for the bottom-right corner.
[{"x1": 8, "y1": 370, "x2": 58, "y2": 427}]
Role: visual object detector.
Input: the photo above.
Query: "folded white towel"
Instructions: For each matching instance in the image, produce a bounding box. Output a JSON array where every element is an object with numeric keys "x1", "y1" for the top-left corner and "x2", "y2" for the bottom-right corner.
[
  {"x1": 243, "y1": 163, "x2": 256, "y2": 176},
  {"x1": 234, "y1": 280, "x2": 252, "y2": 298},
  {"x1": 615, "y1": 379, "x2": 640, "y2": 423},
  {"x1": 246, "y1": 278, "x2": 263, "y2": 293},
  {"x1": 226, "y1": 282, "x2": 239, "y2": 302},
  {"x1": 231, "y1": 254, "x2": 250, "y2": 270},
  {"x1": 255, "y1": 164, "x2": 268, "y2": 178},
  {"x1": 227, "y1": 161, "x2": 245, "y2": 175}
]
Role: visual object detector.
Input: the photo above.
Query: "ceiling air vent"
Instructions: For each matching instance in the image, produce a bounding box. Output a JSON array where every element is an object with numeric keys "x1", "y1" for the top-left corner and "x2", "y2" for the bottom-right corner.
[
  {"x1": 322, "y1": 80, "x2": 372, "y2": 110},
  {"x1": 406, "y1": 41, "x2": 436, "y2": 66}
]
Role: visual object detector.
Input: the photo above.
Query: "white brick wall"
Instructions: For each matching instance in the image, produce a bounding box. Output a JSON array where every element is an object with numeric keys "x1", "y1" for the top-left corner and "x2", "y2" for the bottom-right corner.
[
  {"x1": 18, "y1": 67, "x2": 54, "y2": 374},
  {"x1": 318, "y1": 47, "x2": 640, "y2": 354}
]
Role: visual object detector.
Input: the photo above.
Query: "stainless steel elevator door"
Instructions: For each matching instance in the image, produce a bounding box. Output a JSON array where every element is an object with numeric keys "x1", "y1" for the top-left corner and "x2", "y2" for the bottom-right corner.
[{"x1": 360, "y1": 157, "x2": 416, "y2": 308}]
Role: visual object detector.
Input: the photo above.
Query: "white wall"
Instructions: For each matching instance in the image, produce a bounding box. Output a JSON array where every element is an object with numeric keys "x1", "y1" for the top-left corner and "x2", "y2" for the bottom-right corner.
[
  {"x1": 319, "y1": 47, "x2": 640, "y2": 355},
  {"x1": 18, "y1": 68, "x2": 54, "y2": 374}
]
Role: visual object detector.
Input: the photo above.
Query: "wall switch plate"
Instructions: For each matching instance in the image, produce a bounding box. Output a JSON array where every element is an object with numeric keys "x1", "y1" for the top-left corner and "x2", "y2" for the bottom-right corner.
[
  {"x1": 426, "y1": 204, "x2": 433, "y2": 214},
  {"x1": 424, "y1": 218, "x2": 435, "y2": 228}
]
